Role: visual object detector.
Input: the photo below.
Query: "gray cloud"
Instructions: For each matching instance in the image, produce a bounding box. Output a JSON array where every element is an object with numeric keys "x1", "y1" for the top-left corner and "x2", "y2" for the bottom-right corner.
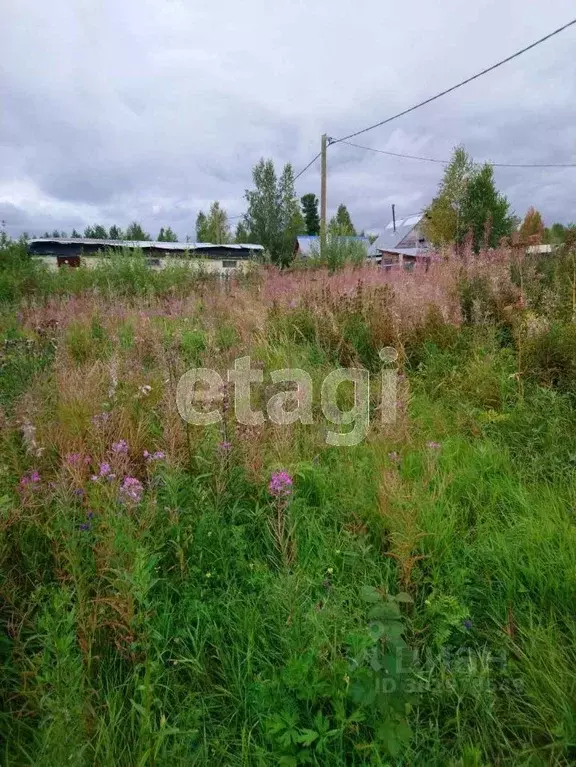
[{"x1": 1, "y1": 0, "x2": 575, "y2": 240}]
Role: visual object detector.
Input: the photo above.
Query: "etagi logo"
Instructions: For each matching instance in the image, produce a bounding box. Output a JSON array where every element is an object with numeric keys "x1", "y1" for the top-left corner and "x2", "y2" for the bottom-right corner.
[{"x1": 176, "y1": 348, "x2": 399, "y2": 447}]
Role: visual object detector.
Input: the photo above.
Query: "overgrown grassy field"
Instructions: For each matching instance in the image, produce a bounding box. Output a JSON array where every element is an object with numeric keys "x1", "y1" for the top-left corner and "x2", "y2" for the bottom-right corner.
[{"x1": 1, "y1": 245, "x2": 575, "y2": 765}]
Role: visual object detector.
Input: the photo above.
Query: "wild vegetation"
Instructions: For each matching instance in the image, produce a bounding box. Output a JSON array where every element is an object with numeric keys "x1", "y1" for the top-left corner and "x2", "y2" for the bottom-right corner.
[{"x1": 1, "y1": 234, "x2": 576, "y2": 765}]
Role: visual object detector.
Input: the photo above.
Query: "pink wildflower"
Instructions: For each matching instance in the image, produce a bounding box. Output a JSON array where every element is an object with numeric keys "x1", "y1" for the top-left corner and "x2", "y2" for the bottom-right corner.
[
  {"x1": 426, "y1": 441, "x2": 442, "y2": 450},
  {"x1": 269, "y1": 471, "x2": 293, "y2": 497},
  {"x1": 65, "y1": 453, "x2": 82, "y2": 466},
  {"x1": 112, "y1": 440, "x2": 129, "y2": 454},
  {"x1": 119, "y1": 476, "x2": 144, "y2": 504}
]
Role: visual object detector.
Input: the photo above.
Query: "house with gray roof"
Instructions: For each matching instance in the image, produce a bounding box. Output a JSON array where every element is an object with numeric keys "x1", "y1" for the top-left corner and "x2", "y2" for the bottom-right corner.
[{"x1": 372, "y1": 214, "x2": 430, "y2": 266}]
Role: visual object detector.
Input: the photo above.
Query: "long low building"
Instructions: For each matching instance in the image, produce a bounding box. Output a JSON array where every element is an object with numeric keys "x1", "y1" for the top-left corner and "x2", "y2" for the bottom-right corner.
[{"x1": 28, "y1": 238, "x2": 264, "y2": 273}]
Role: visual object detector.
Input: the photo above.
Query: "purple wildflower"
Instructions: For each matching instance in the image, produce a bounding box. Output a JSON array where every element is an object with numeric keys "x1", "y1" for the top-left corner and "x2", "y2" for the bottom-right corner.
[
  {"x1": 218, "y1": 441, "x2": 232, "y2": 453},
  {"x1": 20, "y1": 470, "x2": 40, "y2": 488},
  {"x1": 463, "y1": 619, "x2": 473, "y2": 630},
  {"x1": 426, "y1": 441, "x2": 442, "y2": 450},
  {"x1": 86, "y1": 510, "x2": 95, "y2": 519},
  {"x1": 144, "y1": 450, "x2": 165, "y2": 462},
  {"x1": 269, "y1": 471, "x2": 293, "y2": 498},
  {"x1": 73, "y1": 488, "x2": 85, "y2": 497},
  {"x1": 66, "y1": 453, "x2": 82, "y2": 466},
  {"x1": 92, "y1": 412, "x2": 110, "y2": 426},
  {"x1": 111, "y1": 440, "x2": 129, "y2": 454},
  {"x1": 119, "y1": 476, "x2": 144, "y2": 504},
  {"x1": 99, "y1": 462, "x2": 111, "y2": 477},
  {"x1": 79, "y1": 522, "x2": 91, "y2": 532}
]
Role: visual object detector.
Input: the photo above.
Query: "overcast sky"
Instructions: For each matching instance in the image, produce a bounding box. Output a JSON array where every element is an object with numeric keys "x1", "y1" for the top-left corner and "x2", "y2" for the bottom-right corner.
[{"x1": 1, "y1": 0, "x2": 575, "y2": 240}]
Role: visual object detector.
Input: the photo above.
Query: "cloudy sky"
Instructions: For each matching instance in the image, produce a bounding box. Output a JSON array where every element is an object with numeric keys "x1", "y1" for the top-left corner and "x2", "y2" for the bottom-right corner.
[{"x1": 2, "y1": 0, "x2": 575, "y2": 240}]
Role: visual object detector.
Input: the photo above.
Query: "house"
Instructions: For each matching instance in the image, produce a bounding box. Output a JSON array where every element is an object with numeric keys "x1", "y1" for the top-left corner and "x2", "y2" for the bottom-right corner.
[
  {"x1": 27, "y1": 238, "x2": 264, "y2": 274},
  {"x1": 294, "y1": 235, "x2": 375, "y2": 258},
  {"x1": 372, "y1": 214, "x2": 430, "y2": 267}
]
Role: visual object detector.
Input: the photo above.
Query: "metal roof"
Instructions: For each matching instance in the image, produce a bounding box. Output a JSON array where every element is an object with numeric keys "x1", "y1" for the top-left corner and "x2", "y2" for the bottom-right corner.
[
  {"x1": 373, "y1": 214, "x2": 427, "y2": 252},
  {"x1": 28, "y1": 238, "x2": 264, "y2": 252},
  {"x1": 296, "y1": 235, "x2": 373, "y2": 257}
]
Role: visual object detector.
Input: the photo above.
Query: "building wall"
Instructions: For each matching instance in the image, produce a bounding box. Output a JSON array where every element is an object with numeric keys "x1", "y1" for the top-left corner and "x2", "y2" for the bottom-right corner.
[{"x1": 32, "y1": 255, "x2": 252, "y2": 275}]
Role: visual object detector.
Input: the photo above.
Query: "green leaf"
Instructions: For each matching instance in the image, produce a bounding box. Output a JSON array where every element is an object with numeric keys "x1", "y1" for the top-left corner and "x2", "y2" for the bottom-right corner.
[
  {"x1": 368, "y1": 602, "x2": 401, "y2": 621},
  {"x1": 360, "y1": 585, "x2": 383, "y2": 603},
  {"x1": 296, "y1": 729, "x2": 319, "y2": 747},
  {"x1": 395, "y1": 592, "x2": 414, "y2": 604}
]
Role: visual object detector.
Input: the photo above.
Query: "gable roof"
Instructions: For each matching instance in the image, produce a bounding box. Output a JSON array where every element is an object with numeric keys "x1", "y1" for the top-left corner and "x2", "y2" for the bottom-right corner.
[{"x1": 373, "y1": 214, "x2": 428, "y2": 252}]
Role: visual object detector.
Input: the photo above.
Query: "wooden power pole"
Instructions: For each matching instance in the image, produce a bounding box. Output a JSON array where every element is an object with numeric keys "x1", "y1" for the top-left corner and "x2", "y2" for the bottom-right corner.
[{"x1": 320, "y1": 133, "x2": 328, "y2": 257}]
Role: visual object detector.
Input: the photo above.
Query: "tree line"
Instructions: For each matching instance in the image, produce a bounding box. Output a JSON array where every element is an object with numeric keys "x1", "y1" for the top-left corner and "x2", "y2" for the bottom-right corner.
[{"x1": 41, "y1": 223, "x2": 178, "y2": 242}]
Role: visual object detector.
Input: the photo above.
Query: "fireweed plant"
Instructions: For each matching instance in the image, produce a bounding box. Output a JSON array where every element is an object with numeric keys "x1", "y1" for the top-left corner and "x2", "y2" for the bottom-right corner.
[{"x1": 0, "y1": 240, "x2": 576, "y2": 764}]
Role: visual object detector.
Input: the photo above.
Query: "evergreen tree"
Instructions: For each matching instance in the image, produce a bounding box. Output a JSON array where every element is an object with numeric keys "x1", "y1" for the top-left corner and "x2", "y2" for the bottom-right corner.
[
  {"x1": 125, "y1": 222, "x2": 150, "y2": 241},
  {"x1": 108, "y1": 225, "x2": 123, "y2": 240},
  {"x1": 329, "y1": 203, "x2": 356, "y2": 236},
  {"x1": 301, "y1": 193, "x2": 320, "y2": 235},
  {"x1": 71, "y1": 229, "x2": 81, "y2": 238},
  {"x1": 460, "y1": 164, "x2": 514, "y2": 251},
  {"x1": 157, "y1": 226, "x2": 178, "y2": 242},
  {"x1": 92, "y1": 224, "x2": 108, "y2": 239}
]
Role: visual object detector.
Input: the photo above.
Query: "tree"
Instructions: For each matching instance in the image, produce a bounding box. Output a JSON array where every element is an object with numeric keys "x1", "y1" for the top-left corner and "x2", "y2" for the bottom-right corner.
[
  {"x1": 301, "y1": 193, "x2": 320, "y2": 235},
  {"x1": 519, "y1": 207, "x2": 545, "y2": 243},
  {"x1": 83, "y1": 224, "x2": 108, "y2": 239},
  {"x1": 279, "y1": 164, "x2": 305, "y2": 261},
  {"x1": 421, "y1": 146, "x2": 475, "y2": 247},
  {"x1": 543, "y1": 222, "x2": 566, "y2": 245},
  {"x1": 108, "y1": 225, "x2": 123, "y2": 240},
  {"x1": 195, "y1": 203, "x2": 230, "y2": 243},
  {"x1": 196, "y1": 212, "x2": 208, "y2": 241},
  {"x1": 329, "y1": 203, "x2": 356, "y2": 236},
  {"x1": 460, "y1": 164, "x2": 514, "y2": 251},
  {"x1": 234, "y1": 220, "x2": 250, "y2": 244},
  {"x1": 71, "y1": 229, "x2": 81, "y2": 238},
  {"x1": 125, "y1": 222, "x2": 150, "y2": 241},
  {"x1": 157, "y1": 226, "x2": 178, "y2": 242},
  {"x1": 244, "y1": 159, "x2": 305, "y2": 264}
]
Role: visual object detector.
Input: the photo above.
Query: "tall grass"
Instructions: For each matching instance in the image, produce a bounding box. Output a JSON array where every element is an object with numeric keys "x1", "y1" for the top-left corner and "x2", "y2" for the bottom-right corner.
[{"x1": 1, "y1": 240, "x2": 576, "y2": 764}]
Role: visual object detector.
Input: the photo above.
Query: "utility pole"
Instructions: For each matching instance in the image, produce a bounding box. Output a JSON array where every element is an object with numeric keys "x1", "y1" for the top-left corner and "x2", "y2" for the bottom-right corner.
[{"x1": 320, "y1": 133, "x2": 328, "y2": 257}]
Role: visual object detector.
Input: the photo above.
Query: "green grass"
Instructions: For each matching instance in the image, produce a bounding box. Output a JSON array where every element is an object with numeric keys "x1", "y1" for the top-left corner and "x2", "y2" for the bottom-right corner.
[{"x1": 1, "y1": 244, "x2": 576, "y2": 765}]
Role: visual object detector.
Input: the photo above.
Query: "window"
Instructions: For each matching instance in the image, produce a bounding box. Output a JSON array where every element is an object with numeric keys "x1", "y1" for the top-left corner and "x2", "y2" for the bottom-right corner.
[{"x1": 222, "y1": 259, "x2": 238, "y2": 269}]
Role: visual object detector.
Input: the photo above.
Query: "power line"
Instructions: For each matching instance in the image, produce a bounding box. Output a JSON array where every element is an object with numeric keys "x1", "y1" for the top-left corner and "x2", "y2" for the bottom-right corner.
[
  {"x1": 294, "y1": 150, "x2": 322, "y2": 181},
  {"x1": 332, "y1": 18, "x2": 576, "y2": 144},
  {"x1": 339, "y1": 139, "x2": 576, "y2": 168}
]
